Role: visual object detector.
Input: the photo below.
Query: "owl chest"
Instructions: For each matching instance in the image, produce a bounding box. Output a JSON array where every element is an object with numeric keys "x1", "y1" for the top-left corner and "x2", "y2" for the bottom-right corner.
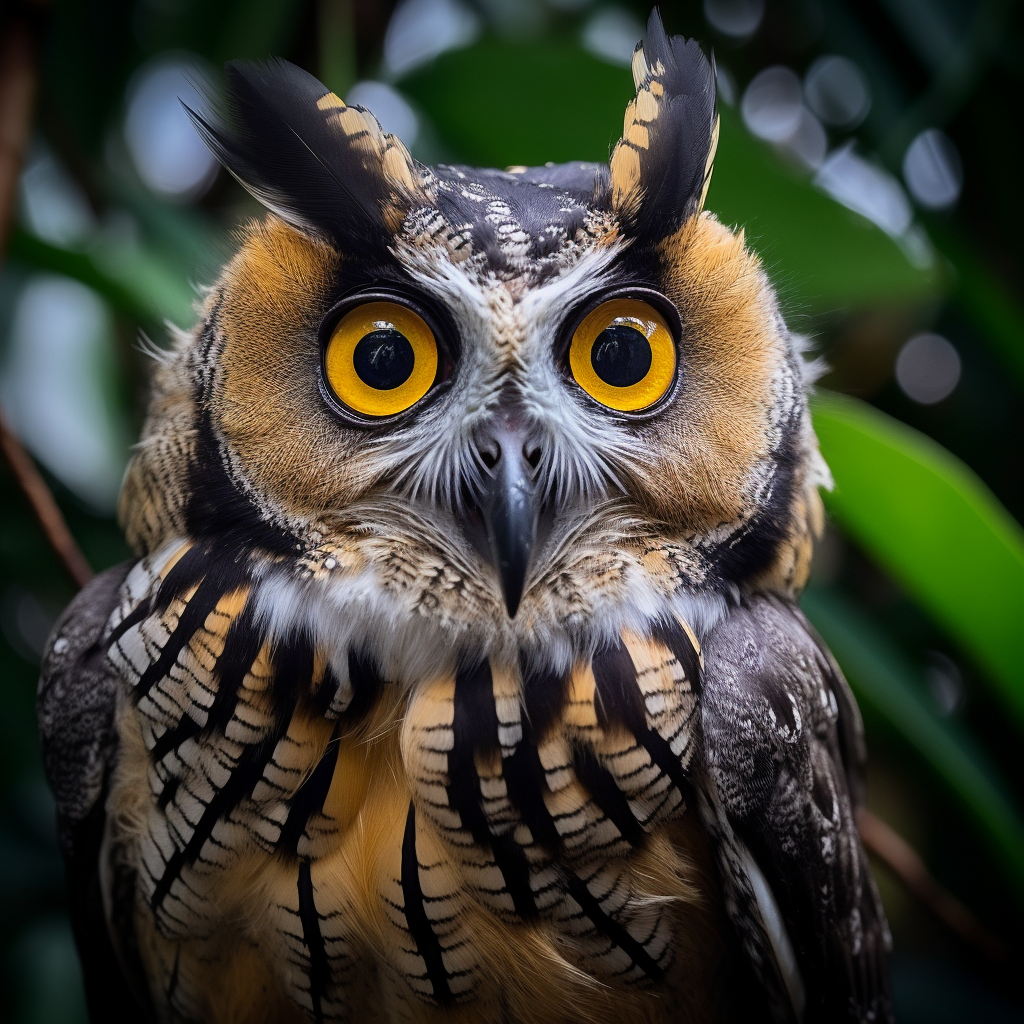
[{"x1": 105, "y1": 563, "x2": 728, "y2": 1023}]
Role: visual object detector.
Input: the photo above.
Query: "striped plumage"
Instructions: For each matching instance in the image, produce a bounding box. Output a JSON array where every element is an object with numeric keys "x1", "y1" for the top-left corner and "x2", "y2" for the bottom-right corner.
[{"x1": 38, "y1": 11, "x2": 892, "y2": 1024}]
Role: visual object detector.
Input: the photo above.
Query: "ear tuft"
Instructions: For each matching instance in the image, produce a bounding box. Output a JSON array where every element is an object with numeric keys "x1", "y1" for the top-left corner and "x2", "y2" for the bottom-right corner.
[
  {"x1": 608, "y1": 9, "x2": 718, "y2": 242},
  {"x1": 185, "y1": 59, "x2": 428, "y2": 253}
]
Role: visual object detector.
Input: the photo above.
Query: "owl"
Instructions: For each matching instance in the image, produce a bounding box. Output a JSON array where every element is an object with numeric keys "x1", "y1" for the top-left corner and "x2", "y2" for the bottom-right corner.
[{"x1": 38, "y1": 12, "x2": 892, "y2": 1024}]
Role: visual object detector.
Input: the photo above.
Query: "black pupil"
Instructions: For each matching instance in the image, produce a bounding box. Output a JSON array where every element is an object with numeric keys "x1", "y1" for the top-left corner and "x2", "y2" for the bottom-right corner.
[
  {"x1": 591, "y1": 324, "x2": 652, "y2": 387},
  {"x1": 353, "y1": 329, "x2": 415, "y2": 390}
]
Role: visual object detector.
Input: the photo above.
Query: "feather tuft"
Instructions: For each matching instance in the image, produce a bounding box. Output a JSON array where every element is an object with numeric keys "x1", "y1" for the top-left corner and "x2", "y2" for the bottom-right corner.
[
  {"x1": 185, "y1": 59, "x2": 428, "y2": 254},
  {"x1": 607, "y1": 9, "x2": 718, "y2": 241}
]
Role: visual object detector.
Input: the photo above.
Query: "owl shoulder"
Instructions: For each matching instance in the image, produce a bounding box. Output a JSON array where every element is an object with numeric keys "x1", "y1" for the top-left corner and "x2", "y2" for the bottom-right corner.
[
  {"x1": 697, "y1": 594, "x2": 892, "y2": 1024},
  {"x1": 38, "y1": 560, "x2": 158, "y2": 1020},
  {"x1": 38, "y1": 561, "x2": 132, "y2": 839}
]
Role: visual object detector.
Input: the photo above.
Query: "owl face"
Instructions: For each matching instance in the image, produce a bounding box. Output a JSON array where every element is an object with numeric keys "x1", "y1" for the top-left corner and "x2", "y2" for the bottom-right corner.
[{"x1": 120, "y1": 23, "x2": 827, "y2": 677}]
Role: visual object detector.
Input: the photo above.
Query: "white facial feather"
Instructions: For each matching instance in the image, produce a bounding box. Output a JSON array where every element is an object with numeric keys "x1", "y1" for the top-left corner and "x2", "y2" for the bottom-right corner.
[
  {"x1": 364, "y1": 234, "x2": 640, "y2": 513},
  {"x1": 247, "y1": 496, "x2": 728, "y2": 688}
]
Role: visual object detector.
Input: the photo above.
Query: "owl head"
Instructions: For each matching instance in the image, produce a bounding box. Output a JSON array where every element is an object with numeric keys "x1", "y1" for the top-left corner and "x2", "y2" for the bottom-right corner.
[{"x1": 120, "y1": 11, "x2": 828, "y2": 674}]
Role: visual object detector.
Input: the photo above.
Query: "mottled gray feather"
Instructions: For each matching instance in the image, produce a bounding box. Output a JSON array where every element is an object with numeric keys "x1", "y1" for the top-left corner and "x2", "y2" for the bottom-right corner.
[
  {"x1": 699, "y1": 595, "x2": 893, "y2": 1024},
  {"x1": 38, "y1": 562, "x2": 131, "y2": 847},
  {"x1": 38, "y1": 561, "x2": 156, "y2": 1022}
]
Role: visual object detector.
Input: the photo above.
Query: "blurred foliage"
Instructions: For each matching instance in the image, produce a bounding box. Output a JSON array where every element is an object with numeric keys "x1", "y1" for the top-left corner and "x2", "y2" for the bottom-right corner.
[
  {"x1": 812, "y1": 392, "x2": 1024, "y2": 706},
  {"x1": 1, "y1": 0, "x2": 1022, "y2": 1022},
  {"x1": 403, "y1": 42, "x2": 943, "y2": 309}
]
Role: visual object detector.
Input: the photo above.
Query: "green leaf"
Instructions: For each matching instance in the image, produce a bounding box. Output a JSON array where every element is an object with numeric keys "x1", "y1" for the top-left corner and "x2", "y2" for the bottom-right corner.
[
  {"x1": 214, "y1": 0, "x2": 304, "y2": 65},
  {"x1": 399, "y1": 37, "x2": 941, "y2": 311},
  {"x1": 400, "y1": 36, "x2": 628, "y2": 166},
  {"x1": 803, "y1": 587, "x2": 1024, "y2": 899},
  {"x1": 811, "y1": 390, "x2": 1024, "y2": 720},
  {"x1": 7, "y1": 226, "x2": 195, "y2": 328}
]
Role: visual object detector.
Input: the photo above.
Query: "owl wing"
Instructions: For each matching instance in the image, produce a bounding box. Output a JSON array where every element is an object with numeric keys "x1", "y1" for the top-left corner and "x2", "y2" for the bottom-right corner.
[
  {"x1": 697, "y1": 595, "x2": 893, "y2": 1024},
  {"x1": 37, "y1": 562, "x2": 157, "y2": 1022}
]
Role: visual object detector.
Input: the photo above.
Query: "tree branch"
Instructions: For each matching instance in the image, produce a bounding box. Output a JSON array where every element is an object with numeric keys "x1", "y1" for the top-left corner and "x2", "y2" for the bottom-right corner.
[
  {"x1": 0, "y1": 413, "x2": 93, "y2": 589},
  {"x1": 858, "y1": 807, "x2": 1009, "y2": 964},
  {"x1": 1, "y1": 2, "x2": 91, "y2": 590}
]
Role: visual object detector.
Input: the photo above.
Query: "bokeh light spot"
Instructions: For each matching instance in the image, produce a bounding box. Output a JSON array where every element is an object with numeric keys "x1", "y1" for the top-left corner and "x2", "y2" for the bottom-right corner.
[
  {"x1": 124, "y1": 56, "x2": 218, "y2": 201},
  {"x1": 384, "y1": 0, "x2": 481, "y2": 77},
  {"x1": 742, "y1": 65, "x2": 803, "y2": 142},
  {"x1": 0, "y1": 278, "x2": 128, "y2": 511},
  {"x1": 895, "y1": 332, "x2": 961, "y2": 405},
  {"x1": 581, "y1": 7, "x2": 645, "y2": 67},
  {"x1": 804, "y1": 55, "x2": 871, "y2": 129},
  {"x1": 815, "y1": 143, "x2": 913, "y2": 238},
  {"x1": 903, "y1": 128, "x2": 962, "y2": 210},
  {"x1": 703, "y1": 0, "x2": 765, "y2": 39}
]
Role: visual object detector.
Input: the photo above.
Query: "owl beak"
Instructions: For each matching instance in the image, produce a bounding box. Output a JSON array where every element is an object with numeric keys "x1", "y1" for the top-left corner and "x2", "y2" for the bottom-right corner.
[{"x1": 478, "y1": 424, "x2": 541, "y2": 619}]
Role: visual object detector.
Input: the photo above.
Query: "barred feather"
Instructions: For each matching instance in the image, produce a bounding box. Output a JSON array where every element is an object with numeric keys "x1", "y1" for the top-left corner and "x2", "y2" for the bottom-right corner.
[
  {"x1": 608, "y1": 10, "x2": 719, "y2": 240},
  {"x1": 185, "y1": 59, "x2": 427, "y2": 251}
]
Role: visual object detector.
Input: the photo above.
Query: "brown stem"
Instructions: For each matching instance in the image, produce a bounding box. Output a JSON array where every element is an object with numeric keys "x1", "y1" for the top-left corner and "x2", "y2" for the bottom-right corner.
[
  {"x1": 858, "y1": 807, "x2": 1009, "y2": 964},
  {"x1": 0, "y1": 7, "x2": 40, "y2": 255},
  {"x1": 0, "y1": 413, "x2": 93, "y2": 590},
  {"x1": 1, "y1": 2, "x2": 91, "y2": 591}
]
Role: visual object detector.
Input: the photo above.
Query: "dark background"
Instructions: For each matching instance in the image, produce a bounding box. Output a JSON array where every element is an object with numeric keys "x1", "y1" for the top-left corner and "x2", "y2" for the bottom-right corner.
[{"x1": 1, "y1": 1, "x2": 1021, "y2": 1021}]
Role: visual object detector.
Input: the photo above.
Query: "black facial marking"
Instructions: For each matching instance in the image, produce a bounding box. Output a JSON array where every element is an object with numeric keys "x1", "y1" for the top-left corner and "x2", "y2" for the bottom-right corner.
[
  {"x1": 185, "y1": 311, "x2": 299, "y2": 554},
  {"x1": 591, "y1": 325, "x2": 652, "y2": 387},
  {"x1": 353, "y1": 330, "x2": 414, "y2": 391}
]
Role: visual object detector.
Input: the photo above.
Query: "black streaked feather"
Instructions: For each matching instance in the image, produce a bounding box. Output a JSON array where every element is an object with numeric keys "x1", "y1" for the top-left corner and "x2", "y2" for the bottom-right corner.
[
  {"x1": 650, "y1": 620, "x2": 703, "y2": 692},
  {"x1": 132, "y1": 569, "x2": 243, "y2": 702},
  {"x1": 151, "y1": 714, "x2": 291, "y2": 909},
  {"x1": 591, "y1": 639, "x2": 648, "y2": 736},
  {"x1": 571, "y1": 743, "x2": 646, "y2": 848},
  {"x1": 105, "y1": 541, "x2": 217, "y2": 651},
  {"x1": 149, "y1": 601, "x2": 263, "y2": 763},
  {"x1": 150, "y1": 633, "x2": 306, "y2": 908},
  {"x1": 185, "y1": 58, "x2": 420, "y2": 255},
  {"x1": 449, "y1": 660, "x2": 536, "y2": 919},
  {"x1": 611, "y1": 9, "x2": 718, "y2": 242},
  {"x1": 561, "y1": 869, "x2": 665, "y2": 982},
  {"x1": 345, "y1": 649, "x2": 387, "y2": 725},
  {"x1": 589, "y1": 633, "x2": 697, "y2": 813},
  {"x1": 279, "y1": 729, "x2": 341, "y2": 855},
  {"x1": 637, "y1": 727, "x2": 695, "y2": 804},
  {"x1": 501, "y1": 740, "x2": 561, "y2": 850},
  {"x1": 401, "y1": 803, "x2": 454, "y2": 1004},
  {"x1": 297, "y1": 860, "x2": 330, "y2": 1024},
  {"x1": 520, "y1": 659, "x2": 570, "y2": 739}
]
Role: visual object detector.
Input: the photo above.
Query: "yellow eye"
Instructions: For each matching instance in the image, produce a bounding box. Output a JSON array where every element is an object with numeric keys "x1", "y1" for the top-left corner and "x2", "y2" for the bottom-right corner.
[
  {"x1": 324, "y1": 301, "x2": 438, "y2": 418},
  {"x1": 568, "y1": 298, "x2": 676, "y2": 412}
]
